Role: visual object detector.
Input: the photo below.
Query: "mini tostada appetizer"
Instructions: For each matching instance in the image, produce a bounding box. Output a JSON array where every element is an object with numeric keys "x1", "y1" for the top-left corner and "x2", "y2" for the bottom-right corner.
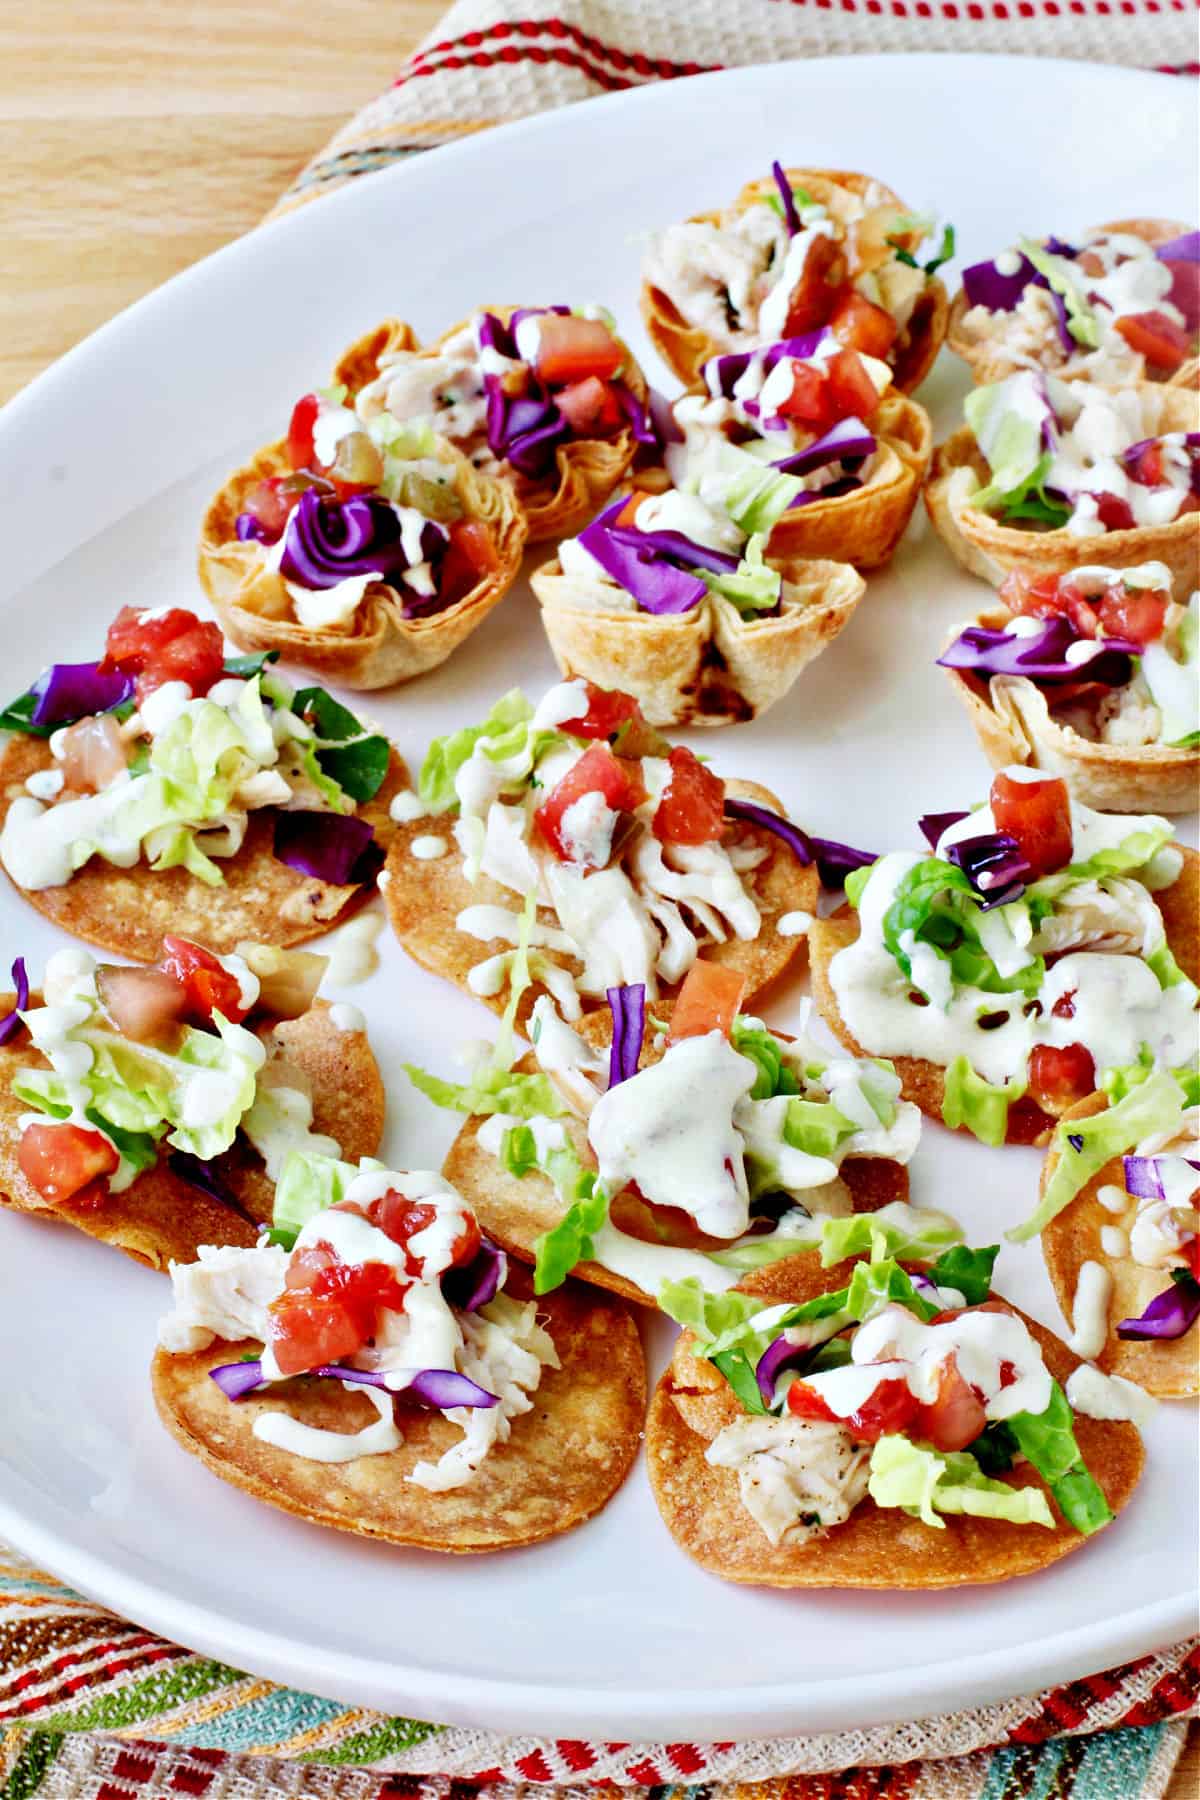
[
  {"x1": 383, "y1": 679, "x2": 818, "y2": 1023},
  {"x1": 808, "y1": 769, "x2": 1198, "y2": 1146},
  {"x1": 646, "y1": 1244, "x2": 1144, "y2": 1586},
  {"x1": 1016, "y1": 1067, "x2": 1197, "y2": 1400},
  {"x1": 948, "y1": 221, "x2": 1199, "y2": 389},
  {"x1": 940, "y1": 565, "x2": 1198, "y2": 814},
  {"x1": 0, "y1": 940, "x2": 383, "y2": 1268},
  {"x1": 641, "y1": 162, "x2": 952, "y2": 396},
  {"x1": 200, "y1": 395, "x2": 525, "y2": 689},
  {"x1": 152, "y1": 1151, "x2": 645, "y2": 1551},
  {"x1": 0, "y1": 609, "x2": 404, "y2": 959},
  {"x1": 413, "y1": 961, "x2": 942, "y2": 1310},
  {"x1": 340, "y1": 306, "x2": 653, "y2": 543},
  {"x1": 530, "y1": 478, "x2": 865, "y2": 728},
  {"x1": 925, "y1": 372, "x2": 1199, "y2": 600},
  {"x1": 659, "y1": 327, "x2": 932, "y2": 571}
]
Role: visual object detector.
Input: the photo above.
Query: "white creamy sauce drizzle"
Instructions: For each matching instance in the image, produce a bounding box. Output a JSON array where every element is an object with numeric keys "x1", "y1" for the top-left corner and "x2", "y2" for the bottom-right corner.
[
  {"x1": 321, "y1": 905, "x2": 386, "y2": 986},
  {"x1": 777, "y1": 911, "x2": 813, "y2": 937},
  {"x1": 328, "y1": 1002, "x2": 366, "y2": 1033},
  {"x1": 389, "y1": 790, "x2": 428, "y2": 824},
  {"x1": 253, "y1": 1385, "x2": 401, "y2": 1462},
  {"x1": 410, "y1": 834, "x2": 448, "y2": 861},
  {"x1": 1067, "y1": 1261, "x2": 1113, "y2": 1361},
  {"x1": 1064, "y1": 1364, "x2": 1157, "y2": 1429}
]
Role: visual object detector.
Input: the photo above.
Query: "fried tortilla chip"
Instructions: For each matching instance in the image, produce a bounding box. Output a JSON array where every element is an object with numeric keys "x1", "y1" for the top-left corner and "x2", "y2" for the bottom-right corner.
[
  {"x1": 151, "y1": 1263, "x2": 646, "y2": 1552},
  {"x1": 641, "y1": 169, "x2": 948, "y2": 397},
  {"x1": 198, "y1": 439, "x2": 526, "y2": 691},
  {"x1": 942, "y1": 606, "x2": 1200, "y2": 816},
  {"x1": 1041, "y1": 1092, "x2": 1198, "y2": 1399},
  {"x1": 384, "y1": 777, "x2": 817, "y2": 1026},
  {"x1": 946, "y1": 218, "x2": 1200, "y2": 391},
  {"x1": 442, "y1": 1004, "x2": 910, "y2": 1308},
  {"x1": 807, "y1": 845, "x2": 1199, "y2": 1146},
  {"x1": 335, "y1": 312, "x2": 649, "y2": 545},
  {"x1": 0, "y1": 740, "x2": 407, "y2": 961},
  {"x1": 765, "y1": 396, "x2": 932, "y2": 571},
  {"x1": 0, "y1": 995, "x2": 384, "y2": 1269},
  {"x1": 532, "y1": 554, "x2": 866, "y2": 728},
  {"x1": 646, "y1": 1256, "x2": 1144, "y2": 1587},
  {"x1": 924, "y1": 384, "x2": 1200, "y2": 603}
]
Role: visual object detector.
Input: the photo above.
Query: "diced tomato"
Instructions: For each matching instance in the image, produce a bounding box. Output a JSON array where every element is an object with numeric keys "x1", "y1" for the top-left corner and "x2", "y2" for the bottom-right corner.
[
  {"x1": 998, "y1": 570, "x2": 1071, "y2": 621},
  {"x1": 159, "y1": 936, "x2": 251, "y2": 1025},
  {"x1": 989, "y1": 770, "x2": 1073, "y2": 876},
  {"x1": 18, "y1": 1122, "x2": 118, "y2": 1208},
  {"x1": 534, "y1": 316, "x2": 624, "y2": 387},
  {"x1": 775, "y1": 361, "x2": 833, "y2": 430},
  {"x1": 825, "y1": 348, "x2": 881, "y2": 422},
  {"x1": 287, "y1": 392, "x2": 321, "y2": 472},
  {"x1": 268, "y1": 1291, "x2": 364, "y2": 1377},
  {"x1": 1058, "y1": 582, "x2": 1102, "y2": 640},
  {"x1": 829, "y1": 288, "x2": 899, "y2": 358},
  {"x1": 438, "y1": 518, "x2": 499, "y2": 608},
  {"x1": 1126, "y1": 442, "x2": 1165, "y2": 488},
  {"x1": 1161, "y1": 259, "x2": 1200, "y2": 337},
  {"x1": 368, "y1": 1191, "x2": 482, "y2": 1274},
  {"x1": 96, "y1": 964, "x2": 188, "y2": 1043},
  {"x1": 284, "y1": 1242, "x2": 341, "y2": 1291},
  {"x1": 1184, "y1": 1235, "x2": 1200, "y2": 1280},
  {"x1": 786, "y1": 1380, "x2": 838, "y2": 1424},
  {"x1": 912, "y1": 1353, "x2": 987, "y2": 1453},
  {"x1": 1115, "y1": 310, "x2": 1192, "y2": 375},
  {"x1": 558, "y1": 682, "x2": 644, "y2": 741},
  {"x1": 782, "y1": 235, "x2": 846, "y2": 336},
  {"x1": 667, "y1": 961, "x2": 747, "y2": 1043},
  {"x1": 1094, "y1": 582, "x2": 1169, "y2": 645},
  {"x1": 651, "y1": 745, "x2": 726, "y2": 847},
  {"x1": 534, "y1": 743, "x2": 647, "y2": 864},
  {"x1": 101, "y1": 605, "x2": 225, "y2": 700},
  {"x1": 310, "y1": 1259, "x2": 411, "y2": 1336},
  {"x1": 1028, "y1": 1042, "x2": 1097, "y2": 1113},
  {"x1": 1093, "y1": 492, "x2": 1137, "y2": 532},
  {"x1": 553, "y1": 376, "x2": 625, "y2": 436}
]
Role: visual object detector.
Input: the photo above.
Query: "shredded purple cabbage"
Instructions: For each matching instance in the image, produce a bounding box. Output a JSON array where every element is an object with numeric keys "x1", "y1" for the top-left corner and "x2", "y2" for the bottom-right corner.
[
  {"x1": 209, "y1": 1359, "x2": 499, "y2": 1407},
  {"x1": 441, "y1": 1237, "x2": 508, "y2": 1314},
  {"x1": 919, "y1": 810, "x2": 969, "y2": 850},
  {"x1": 772, "y1": 416, "x2": 875, "y2": 477},
  {"x1": 961, "y1": 253, "x2": 1037, "y2": 313},
  {"x1": 272, "y1": 811, "x2": 383, "y2": 886},
  {"x1": 648, "y1": 386, "x2": 685, "y2": 449},
  {"x1": 1123, "y1": 1154, "x2": 1200, "y2": 1202},
  {"x1": 755, "y1": 1333, "x2": 810, "y2": 1405},
  {"x1": 486, "y1": 382, "x2": 570, "y2": 478},
  {"x1": 606, "y1": 983, "x2": 646, "y2": 1089},
  {"x1": 945, "y1": 831, "x2": 1034, "y2": 910},
  {"x1": 168, "y1": 1151, "x2": 260, "y2": 1228},
  {"x1": 236, "y1": 514, "x2": 268, "y2": 542},
  {"x1": 0, "y1": 957, "x2": 29, "y2": 1047},
  {"x1": 27, "y1": 662, "x2": 134, "y2": 729},
  {"x1": 724, "y1": 797, "x2": 812, "y2": 865},
  {"x1": 938, "y1": 617, "x2": 1138, "y2": 687},
  {"x1": 810, "y1": 837, "x2": 877, "y2": 890},
  {"x1": 786, "y1": 475, "x2": 863, "y2": 511},
  {"x1": 770, "y1": 160, "x2": 802, "y2": 238},
  {"x1": 703, "y1": 334, "x2": 829, "y2": 401},
  {"x1": 613, "y1": 383, "x2": 658, "y2": 448},
  {"x1": 1067, "y1": 1133, "x2": 1085, "y2": 1153},
  {"x1": 575, "y1": 498, "x2": 708, "y2": 615},
  {"x1": 1157, "y1": 231, "x2": 1200, "y2": 265},
  {"x1": 1116, "y1": 1270, "x2": 1200, "y2": 1342},
  {"x1": 279, "y1": 490, "x2": 440, "y2": 592},
  {"x1": 607, "y1": 524, "x2": 740, "y2": 576}
]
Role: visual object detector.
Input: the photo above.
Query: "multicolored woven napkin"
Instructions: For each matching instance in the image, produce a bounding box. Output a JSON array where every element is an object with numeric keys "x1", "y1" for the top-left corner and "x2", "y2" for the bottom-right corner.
[{"x1": 4, "y1": 4, "x2": 1198, "y2": 1794}]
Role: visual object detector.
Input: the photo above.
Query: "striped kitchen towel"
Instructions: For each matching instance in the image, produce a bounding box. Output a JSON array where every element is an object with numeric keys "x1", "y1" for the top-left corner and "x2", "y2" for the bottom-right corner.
[
  {"x1": 1, "y1": 1550, "x2": 1196, "y2": 1796},
  {"x1": 270, "y1": 0, "x2": 1198, "y2": 217}
]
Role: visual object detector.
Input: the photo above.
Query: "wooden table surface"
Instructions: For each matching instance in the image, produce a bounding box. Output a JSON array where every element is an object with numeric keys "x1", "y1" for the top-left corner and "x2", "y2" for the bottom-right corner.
[{"x1": 0, "y1": 4, "x2": 1196, "y2": 1785}]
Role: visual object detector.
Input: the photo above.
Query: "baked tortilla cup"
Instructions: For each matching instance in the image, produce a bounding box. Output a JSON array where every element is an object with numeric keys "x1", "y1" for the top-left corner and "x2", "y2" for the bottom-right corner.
[
  {"x1": 441, "y1": 1002, "x2": 910, "y2": 1308},
  {"x1": 199, "y1": 438, "x2": 526, "y2": 691},
  {"x1": 335, "y1": 312, "x2": 649, "y2": 545},
  {"x1": 942, "y1": 604, "x2": 1200, "y2": 815},
  {"x1": 641, "y1": 169, "x2": 949, "y2": 398},
  {"x1": 0, "y1": 737, "x2": 408, "y2": 961},
  {"x1": 765, "y1": 394, "x2": 932, "y2": 570},
  {"x1": 946, "y1": 218, "x2": 1200, "y2": 392},
  {"x1": 646, "y1": 1256, "x2": 1144, "y2": 1588},
  {"x1": 531, "y1": 555, "x2": 866, "y2": 728},
  {"x1": 1041, "y1": 1092, "x2": 1198, "y2": 1399},
  {"x1": 924, "y1": 384, "x2": 1200, "y2": 603},
  {"x1": 0, "y1": 995, "x2": 385, "y2": 1269},
  {"x1": 151, "y1": 1264, "x2": 645, "y2": 1553},
  {"x1": 384, "y1": 776, "x2": 818, "y2": 1027},
  {"x1": 807, "y1": 844, "x2": 1199, "y2": 1147}
]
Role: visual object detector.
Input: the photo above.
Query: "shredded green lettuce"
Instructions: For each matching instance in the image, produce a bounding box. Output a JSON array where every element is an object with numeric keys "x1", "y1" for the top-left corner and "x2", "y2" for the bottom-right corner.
[
  {"x1": 882, "y1": 858, "x2": 1044, "y2": 998},
  {"x1": 868, "y1": 1436, "x2": 1055, "y2": 1529},
  {"x1": 528, "y1": 1139, "x2": 610, "y2": 1294},
  {"x1": 942, "y1": 1056, "x2": 1029, "y2": 1147},
  {"x1": 270, "y1": 1150, "x2": 363, "y2": 1249},
  {"x1": 1019, "y1": 240, "x2": 1100, "y2": 348},
  {"x1": 700, "y1": 534, "x2": 782, "y2": 616},
  {"x1": 818, "y1": 1203, "x2": 966, "y2": 1269},
  {"x1": 697, "y1": 441, "x2": 805, "y2": 536},
  {"x1": 1007, "y1": 1382, "x2": 1113, "y2": 1535},
  {"x1": 418, "y1": 689, "x2": 566, "y2": 814}
]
